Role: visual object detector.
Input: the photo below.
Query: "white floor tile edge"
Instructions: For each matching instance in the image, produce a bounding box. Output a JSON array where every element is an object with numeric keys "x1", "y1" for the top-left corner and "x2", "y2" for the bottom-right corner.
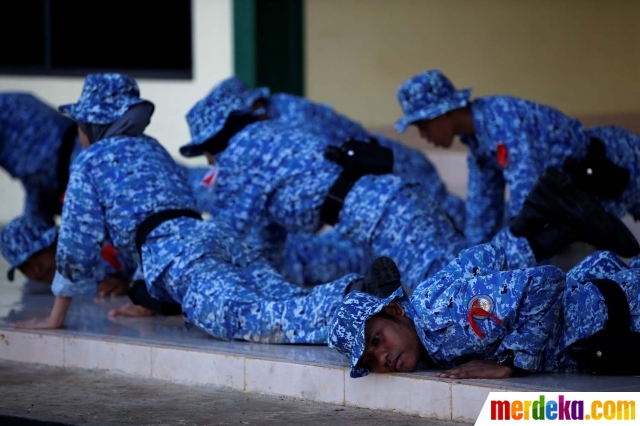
[{"x1": 0, "y1": 328, "x2": 490, "y2": 421}]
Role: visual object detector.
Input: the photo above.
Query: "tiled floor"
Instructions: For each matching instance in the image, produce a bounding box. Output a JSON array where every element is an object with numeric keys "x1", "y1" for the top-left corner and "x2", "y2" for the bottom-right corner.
[{"x1": 1, "y1": 257, "x2": 640, "y2": 422}]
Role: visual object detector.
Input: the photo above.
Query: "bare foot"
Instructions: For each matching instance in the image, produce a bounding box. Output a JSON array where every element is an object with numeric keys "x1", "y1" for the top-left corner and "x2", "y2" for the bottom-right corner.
[{"x1": 108, "y1": 303, "x2": 155, "y2": 318}]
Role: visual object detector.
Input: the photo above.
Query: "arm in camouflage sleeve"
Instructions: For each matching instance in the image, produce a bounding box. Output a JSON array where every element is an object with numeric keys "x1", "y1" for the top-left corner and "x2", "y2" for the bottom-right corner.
[
  {"x1": 53, "y1": 161, "x2": 106, "y2": 298},
  {"x1": 464, "y1": 154, "x2": 506, "y2": 245}
]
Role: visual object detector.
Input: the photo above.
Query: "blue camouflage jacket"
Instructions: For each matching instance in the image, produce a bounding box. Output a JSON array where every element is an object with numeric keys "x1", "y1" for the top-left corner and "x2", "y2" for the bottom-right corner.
[
  {"x1": 212, "y1": 120, "x2": 343, "y2": 238},
  {"x1": 268, "y1": 94, "x2": 465, "y2": 229},
  {"x1": 405, "y1": 243, "x2": 564, "y2": 371},
  {"x1": 52, "y1": 135, "x2": 195, "y2": 297},
  {"x1": 460, "y1": 96, "x2": 588, "y2": 245}
]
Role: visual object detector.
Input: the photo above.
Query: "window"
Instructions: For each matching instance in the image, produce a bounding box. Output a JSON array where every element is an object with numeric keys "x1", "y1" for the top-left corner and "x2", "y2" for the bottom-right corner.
[{"x1": 0, "y1": 0, "x2": 192, "y2": 79}]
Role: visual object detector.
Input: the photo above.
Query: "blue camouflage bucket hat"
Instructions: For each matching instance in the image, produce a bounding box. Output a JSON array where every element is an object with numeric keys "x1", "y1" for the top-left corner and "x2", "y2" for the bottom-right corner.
[
  {"x1": 328, "y1": 287, "x2": 405, "y2": 378},
  {"x1": 209, "y1": 77, "x2": 271, "y2": 109},
  {"x1": 0, "y1": 215, "x2": 57, "y2": 281},
  {"x1": 59, "y1": 73, "x2": 154, "y2": 124},
  {"x1": 179, "y1": 91, "x2": 251, "y2": 158},
  {"x1": 395, "y1": 70, "x2": 472, "y2": 132}
]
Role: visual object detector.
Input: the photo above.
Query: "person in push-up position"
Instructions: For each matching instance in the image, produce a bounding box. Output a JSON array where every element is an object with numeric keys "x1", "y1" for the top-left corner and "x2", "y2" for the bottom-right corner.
[{"x1": 329, "y1": 244, "x2": 640, "y2": 379}]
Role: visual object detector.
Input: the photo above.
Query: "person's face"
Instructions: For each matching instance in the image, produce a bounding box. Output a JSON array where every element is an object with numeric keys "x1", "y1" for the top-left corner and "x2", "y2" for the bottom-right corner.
[
  {"x1": 78, "y1": 126, "x2": 91, "y2": 149},
  {"x1": 251, "y1": 99, "x2": 269, "y2": 121},
  {"x1": 18, "y1": 245, "x2": 57, "y2": 284},
  {"x1": 414, "y1": 115, "x2": 455, "y2": 148},
  {"x1": 358, "y1": 302, "x2": 425, "y2": 374}
]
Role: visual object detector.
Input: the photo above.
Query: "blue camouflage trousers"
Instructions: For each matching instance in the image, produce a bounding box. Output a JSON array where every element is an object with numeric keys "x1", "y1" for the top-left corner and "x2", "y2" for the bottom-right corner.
[
  {"x1": 143, "y1": 219, "x2": 359, "y2": 343},
  {"x1": 187, "y1": 165, "x2": 370, "y2": 287},
  {"x1": 279, "y1": 230, "x2": 372, "y2": 287},
  {"x1": 375, "y1": 134, "x2": 466, "y2": 232},
  {"x1": 268, "y1": 172, "x2": 536, "y2": 290},
  {"x1": 547, "y1": 251, "x2": 640, "y2": 372}
]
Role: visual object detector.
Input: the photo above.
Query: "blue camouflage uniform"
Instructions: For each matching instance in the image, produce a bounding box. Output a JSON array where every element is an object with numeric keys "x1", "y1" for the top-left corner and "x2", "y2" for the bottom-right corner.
[
  {"x1": 182, "y1": 163, "x2": 371, "y2": 286},
  {"x1": 551, "y1": 250, "x2": 640, "y2": 372},
  {"x1": 54, "y1": 73, "x2": 357, "y2": 344},
  {"x1": 329, "y1": 243, "x2": 565, "y2": 376},
  {"x1": 209, "y1": 77, "x2": 466, "y2": 231},
  {"x1": 0, "y1": 93, "x2": 83, "y2": 222},
  {"x1": 180, "y1": 93, "x2": 536, "y2": 291},
  {"x1": 396, "y1": 70, "x2": 595, "y2": 245},
  {"x1": 329, "y1": 244, "x2": 640, "y2": 377}
]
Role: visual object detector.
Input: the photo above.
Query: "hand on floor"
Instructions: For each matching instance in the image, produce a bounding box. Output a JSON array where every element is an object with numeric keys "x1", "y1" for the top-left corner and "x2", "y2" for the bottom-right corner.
[
  {"x1": 108, "y1": 303, "x2": 155, "y2": 318},
  {"x1": 435, "y1": 360, "x2": 513, "y2": 379},
  {"x1": 10, "y1": 315, "x2": 64, "y2": 330},
  {"x1": 98, "y1": 276, "x2": 131, "y2": 297}
]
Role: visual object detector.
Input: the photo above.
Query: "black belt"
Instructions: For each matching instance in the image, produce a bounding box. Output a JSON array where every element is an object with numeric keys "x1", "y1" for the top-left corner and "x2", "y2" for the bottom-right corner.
[
  {"x1": 590, "y1": 278, "x2": 630, "y2": 332},
  {"x1": 320, "y1": 171, "x2": 360, "y2": 226},
  {"x1": 135, "y1": 209, "x2": 202, "y2": 255}
]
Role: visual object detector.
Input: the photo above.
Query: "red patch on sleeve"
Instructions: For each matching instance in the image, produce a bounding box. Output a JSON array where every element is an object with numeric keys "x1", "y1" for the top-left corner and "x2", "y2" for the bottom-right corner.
[
  {"x1": 101, "y1": 243, "x2": 122, "y2": 272},
  {"x1": 59, "y1": 190, "x2": 66, "y2": 204},
  {"x1": 496, "y1": 143, "x2": 508, "y2": 168}
]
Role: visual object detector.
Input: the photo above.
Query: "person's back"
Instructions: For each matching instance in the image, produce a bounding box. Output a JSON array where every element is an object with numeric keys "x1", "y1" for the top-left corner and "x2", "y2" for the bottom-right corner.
[
  {"x1": 0, "y1": 93, "x2": 75, "y2": 178},
  {"x1": 465, "y1": 95, "x2": 587, "y2": 175},
  {"x1": 212, "y1": 118, "x2": 343, "y2": 237},
  {"x1": 57, "y1": 134, "x2": 195, "y2": 285},
  {"x1": 268, "y1": 93, "x2": 370, "y2": 143}
]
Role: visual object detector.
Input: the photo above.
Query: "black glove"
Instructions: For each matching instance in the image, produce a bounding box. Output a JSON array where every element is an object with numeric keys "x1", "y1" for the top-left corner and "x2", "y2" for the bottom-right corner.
[
  {"x1": 324, "y1": 138, "x2": 393, "y2": 178},
  {"x1": 564, "y1": 138, "x2": 629, "y2": 199}
]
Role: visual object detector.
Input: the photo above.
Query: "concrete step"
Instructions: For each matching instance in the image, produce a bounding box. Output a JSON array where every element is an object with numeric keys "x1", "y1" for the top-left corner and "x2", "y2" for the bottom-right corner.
[{"x1": 0, "y1": 360, "x2": 460, "y2": 426}]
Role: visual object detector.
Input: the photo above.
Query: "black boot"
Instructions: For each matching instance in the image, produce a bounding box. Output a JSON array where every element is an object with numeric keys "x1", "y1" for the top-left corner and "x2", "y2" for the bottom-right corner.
[
  {"x1": 523, "y1": 223, "x2": 576, "y2": 261},
  {"x1": 511, "y1": 167, "x2": 640, "y2": 258},
  {"x1": 346, "y1": 256, "x2": 402, "y2": 298}
]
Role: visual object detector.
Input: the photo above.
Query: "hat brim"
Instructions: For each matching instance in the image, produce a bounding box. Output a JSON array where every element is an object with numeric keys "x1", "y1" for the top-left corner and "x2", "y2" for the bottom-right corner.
[
  {"x1": 394, "y1": 88, "x2": 472, "y2": 133},
  {"x1": 179, "y1": 121, "x2": 226, "y2": 158},
  {"x1": 59, "y1": 98, "x2": 152, "y2": 124},
  {"x1": 180, "y1": 107, "x2": 254, "y2": 158},
  {"x1": 58, "y1": 103, "x2": 77, "y2": 117}
]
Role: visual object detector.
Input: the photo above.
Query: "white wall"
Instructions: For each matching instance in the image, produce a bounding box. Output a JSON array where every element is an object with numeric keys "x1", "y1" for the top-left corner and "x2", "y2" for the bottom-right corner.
[{"x1": 0, "y1": 0, "x2": 233, "y2": 223}]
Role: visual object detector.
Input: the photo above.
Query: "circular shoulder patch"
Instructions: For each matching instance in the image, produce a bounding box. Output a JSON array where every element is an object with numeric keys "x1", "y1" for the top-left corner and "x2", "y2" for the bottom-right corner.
[{"x1": 467, "y1": 294, "x2": 495, "y2": 319}]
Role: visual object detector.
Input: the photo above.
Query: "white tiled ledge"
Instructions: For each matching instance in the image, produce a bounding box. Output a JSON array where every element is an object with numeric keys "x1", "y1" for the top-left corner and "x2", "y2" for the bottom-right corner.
[{"x1": 0, "y1": 328, "x2": 511, "y2": 422}]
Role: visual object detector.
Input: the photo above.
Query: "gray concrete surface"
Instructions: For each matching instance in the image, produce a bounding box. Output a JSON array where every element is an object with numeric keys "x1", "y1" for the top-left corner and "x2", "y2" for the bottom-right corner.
[{"x1": 0, "y1": 361, "x2": 469, "y2": 426}]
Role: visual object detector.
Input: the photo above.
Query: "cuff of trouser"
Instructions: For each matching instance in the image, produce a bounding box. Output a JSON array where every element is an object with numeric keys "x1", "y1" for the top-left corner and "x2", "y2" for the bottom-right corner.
[
  {"x1": 52, "y1": 271, "x2": 96, "y2": 298},
  {"x1": 333, "y1": 174, "x2": 404, "y2": 247}
]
